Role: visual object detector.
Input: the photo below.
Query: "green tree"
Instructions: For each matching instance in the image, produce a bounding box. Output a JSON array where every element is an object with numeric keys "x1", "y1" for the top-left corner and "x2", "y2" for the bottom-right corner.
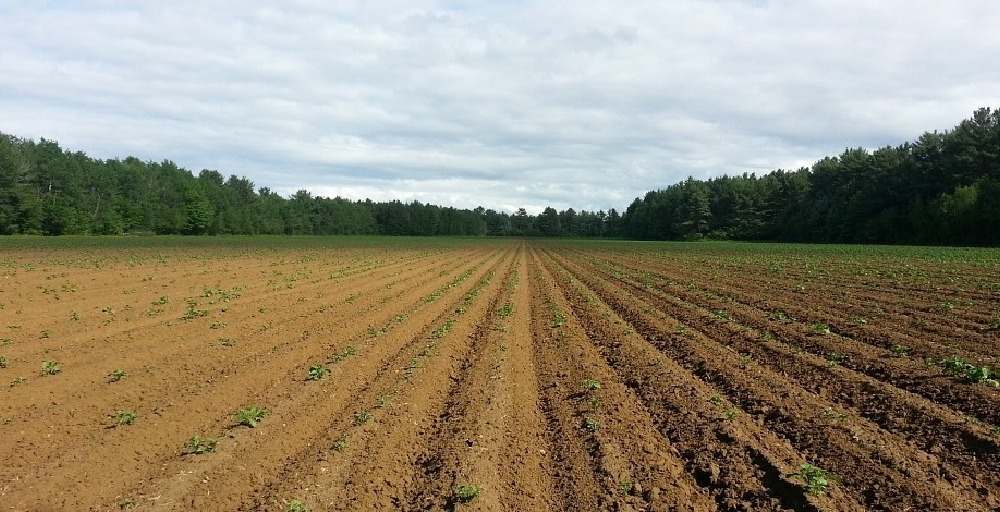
[{"x1": 182, "y1": 190, "x2": 213, "y2": 235}]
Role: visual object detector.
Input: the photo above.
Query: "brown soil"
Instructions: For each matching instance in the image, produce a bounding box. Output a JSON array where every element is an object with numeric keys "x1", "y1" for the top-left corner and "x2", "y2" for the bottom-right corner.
[{"x1": 0, "y1": 239, "x2": 996, "y2": 511}]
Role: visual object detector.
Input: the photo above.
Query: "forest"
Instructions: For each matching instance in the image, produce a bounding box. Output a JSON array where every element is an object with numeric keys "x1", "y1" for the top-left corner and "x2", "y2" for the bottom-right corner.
[{"x1": 0, "y1": 107, "x2": 997, "y2": 244}]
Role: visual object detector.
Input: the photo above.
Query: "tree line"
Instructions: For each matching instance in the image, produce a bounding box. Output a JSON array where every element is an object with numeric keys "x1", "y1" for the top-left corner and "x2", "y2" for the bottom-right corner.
[
  {"x1": 1, "y1": 107, "x2": 997, "y2": 244},
  {"x1": 623, "y1": 108, "x2": 1000, "y2": 245},
  {"x1": 0, "y1": 132, "x2": 624, "y2": 237}
]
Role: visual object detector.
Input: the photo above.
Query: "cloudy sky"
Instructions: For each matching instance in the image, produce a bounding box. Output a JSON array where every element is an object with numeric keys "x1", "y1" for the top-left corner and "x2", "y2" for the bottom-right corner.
[{"x1": 2, "y1": 1, "x2": 999, "y2": 213}]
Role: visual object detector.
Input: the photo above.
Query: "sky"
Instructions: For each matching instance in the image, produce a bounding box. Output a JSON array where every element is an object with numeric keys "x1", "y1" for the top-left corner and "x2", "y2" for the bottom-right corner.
[{"x1": 2, "y1": 1, "x2": 999, "y2": 213}]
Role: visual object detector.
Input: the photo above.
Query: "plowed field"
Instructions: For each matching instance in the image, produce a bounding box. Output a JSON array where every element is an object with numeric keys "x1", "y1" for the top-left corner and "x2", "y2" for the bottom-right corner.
[{"x1": 1, "y1": 237, "x2": 998, "y2": 511}]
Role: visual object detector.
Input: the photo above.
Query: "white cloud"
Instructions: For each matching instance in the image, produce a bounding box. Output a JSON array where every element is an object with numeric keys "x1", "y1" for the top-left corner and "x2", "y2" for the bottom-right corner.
[{"x1": 1, "y1": 0, "x2": 999, "y2": 213}]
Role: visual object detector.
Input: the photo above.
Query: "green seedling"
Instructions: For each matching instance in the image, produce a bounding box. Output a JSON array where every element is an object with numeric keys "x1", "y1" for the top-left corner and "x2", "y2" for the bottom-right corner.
[
  {"x1": 497, "y1": 303, "x2": 514, "y2": 317},
  {"x1": 235, "y1": 405, "x2": 268, "y2": 427},
  {"x1": 825, "y1": 352, "x2": 846, "y2": 367},
  {"x1": 790, "y1": 463, "x2": 833, "y2": 496},
  {"x1": 890, "y1": 345, "x2": 911, "y2": 356},
  {"x1": 453, "y1": 484, "x2": 481, "y2": 503},
  {"x1": 41, "y1": 360, "x2": 61, "y2": 375},
  {"x1": 306, "y1": 364, "x2": 330, "y2": 381},
  {"x1": 619, "y1": 479, "x2": 634, "y2": 496},
  {"x1": 107, "y1": 368, "x2": 127, "y2": 382},
  {"x1": 0, "y1": 356, "x2": 7, "y2": 368},
  {"x1": 112, "y1": 410, "x2": 137, "y2": 426},
  {"x1": 431, "y1": 319, "x2": 456, "y2": 339},
  {"x1": 286, "y1": 499, "x2": 309, "y2": 512},
  {"x1": 184, "y1": 436, "x2": 218, "y2": 454},
  {"x1": 353, "y1": 410, "x2": 372, "y2": 425},
  {"x1": 582, "y1": 378, "x2": 602, "y2": 391},
  {"x1": 332, "y1": 435, "x2": 349, "y2": 452},
  {"x1": 330, "y1": 345, "x2": 357, "y2": 363},
  {"x1": 940, "y1": 356, "x2": 999, "y2": 386},
  {"x1": 811, "y1": 323, "x2": 831, "y2": 335},
  {"x1": 182, "y1": 303, "x2": 208, "y2": 320},
  {"x1": 988, "y1": 318, "x2": 1000, "y2": 331},
  {"x1": 821, "y1": 407, "x2": 848, "y2": 422},
  {"x1": 551, "y1": 312, "x2": 567, "y2": 328},
  {"x1": 10, "y1": 376, "x2": 26, "y2": 387},
  {"x1": 583, "y1": 416, "x2": 600, "y2": 432}
]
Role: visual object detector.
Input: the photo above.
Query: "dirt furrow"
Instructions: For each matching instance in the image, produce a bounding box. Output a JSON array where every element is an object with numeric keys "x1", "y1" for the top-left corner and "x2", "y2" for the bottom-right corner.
[
  {"x1": 2, "y1": 249, "x2": 506, "y2": 510},
  {"x1": 240, "y1": 249, "x2": 518, "y2": 511},
  {"x1": 575, "y1": 251, "x2": 1000, "y2": 427},
  {"x1": 544, "y1": 249, "x2": 992, "y2": 512},
  {"x1": 0, "y1": 249, "x2": 472, "y2": 469}
]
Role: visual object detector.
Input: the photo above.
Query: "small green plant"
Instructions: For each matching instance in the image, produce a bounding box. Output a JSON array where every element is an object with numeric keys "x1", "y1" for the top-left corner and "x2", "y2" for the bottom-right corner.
[
  {"x1": 107, "y1": 368, "x2": 127, "y2": 382},
  {"x1": 619, "y1": 479, "x2": 634, "y2": 496},
  {"x1": 551, "y1": 312, "x2": 567, "y2": 328},
  {"x1": 353, "y1": 410, "x2": 372, "y2": 425},
  {"x1": 10, "y1": 376, "x2": 26, "y2": 387},
  {"x1": 810, "y1": 323, "x2": 831, "y2": 335},
  {"x1": 307, "y1": 364, "x2": 330, "y2": 381},
  {"x1": 235, "y1": 405, "x2": 268, "y2": 427},
  {"x1": 286, "y1": 499, "x2": 309, "y2": 512},
  {"x1": 790, "y1": 463, "x2": 833, "y2": 496},
  {"x1": 769, "y1": 311, "x2": 793, "y2": 322},
  {"x1": 330, "y1": 345, "x2": 357, "y2": 364},
  {"x1": 711, "y1": 309, "x2": 730, "y2": 321},
  {"x1": 821, "y1": 407, "x2": 848, "y2": 422},
  {"x1": 152, "y1": 296, "x2": 169, "y2": 305},
  {"x1": 41, "y1": 360, "x2": 61, "y2": 375},
  {"x1": 453, "y1": 484, "x2": 481, "y2": 503},
  {"x1": 184, "y1": 436, "x2": 218, "y2": 454},
  {"x1": 825, "y1": 352, "x2": 846, "y2": 367},
  {"x1": 987, "y1": 317, "x2": 1000, "y2": 331},
  {"x1": 431, "y1": 319, "x2": 456, "y2": 339},
  {"x1": 112, "y1": 410, "x2": 137, "y2": 426},
  {"x1": 890, "y1": 344, "x2": 911, "y2": 356},
  {"x1": 0, "y1": 356, "x2": 7, "y2": 368},
  {"x1": 182, "y1": 303, "x2": 208, "y2": 320},
  {"x1": 939, "y1": 356, "x2": 999, "y2": 386},
  {"x1": 332, "y1": 435, "x2": 349, "y2": 452},
  {"x1": 497, "y1": 303, "x2": 514, "y2": 317},
  {"x1": 583, "y1": 416, "x2": 600, "y2": 432},
  {"x1": 582, "y1": 378, "x2": 602, "y2": 391}
]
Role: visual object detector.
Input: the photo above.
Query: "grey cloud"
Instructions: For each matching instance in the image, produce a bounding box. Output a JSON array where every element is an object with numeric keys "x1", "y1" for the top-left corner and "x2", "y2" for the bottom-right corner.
[{"x1": 1, "y1": 0, "x2": 999, "y2": 214}]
